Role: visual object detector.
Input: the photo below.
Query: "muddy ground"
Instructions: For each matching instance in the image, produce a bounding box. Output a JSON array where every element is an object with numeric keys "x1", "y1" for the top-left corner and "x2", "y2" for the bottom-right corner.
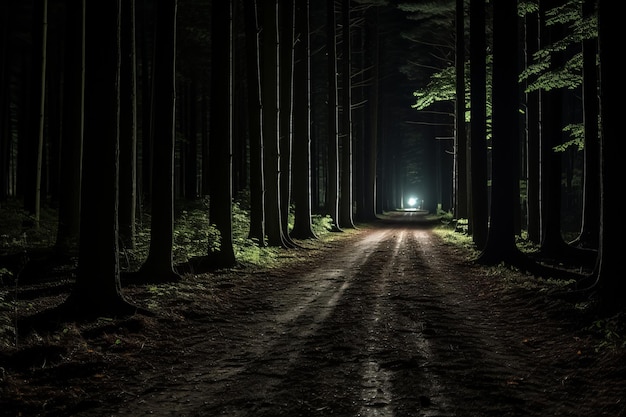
[{"x1": 1, "y1": 212, "x2": 625, "y2": 416}]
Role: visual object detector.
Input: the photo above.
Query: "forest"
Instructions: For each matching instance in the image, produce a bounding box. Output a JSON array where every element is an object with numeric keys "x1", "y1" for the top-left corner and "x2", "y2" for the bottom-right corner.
[{"x1": 0, "y1": 0, "x2": 624, "y2": 338}]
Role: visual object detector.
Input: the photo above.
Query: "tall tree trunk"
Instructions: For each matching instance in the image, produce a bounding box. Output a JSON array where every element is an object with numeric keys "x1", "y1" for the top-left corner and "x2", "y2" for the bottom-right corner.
[
  {"x1": 524, "y1": 8, "x2": 541, "y2": 244},
  {"x1": 63, "y1": 0, "x2": 136, "y2": 317},
  {"x1": 206, "y1": 0, "x2": 237, "y2": 266},
  {"x1": 339, "y1": 0, "x2": 354, "y2": 229},
  {"x1": 477, "y1": 0, "x2": 523, "y2": 265},
  {"x1": 454, "y1": 0, "x2": 467, "y2": 221},
  {"x1": 0, "y1": 0, "x2": 10, "y2": 205},
  {"x1": 55, "y1": 0, "x2": 84, "y2": 254},
  {"x1": 538, "y1": 0, "x2": 568, "y2": 258},
  {"x1": 46, "y1": 22, "x2": 62, "y2": 209},
  {"x1": 244, "y1": 0, "x2": 266, "y2": 245},
  {"x1": 261, "y1": 0, "x2": 287, "y2": 246},
  {"x1": 365, "y1": 7, "x2": 379, "y2": 220},
  {"x1": 291, "y1": 0, "x2": 316, "y2": 239},
  {"x1": 535, "y1": 0, "x2": 592, "y2": 265},
  {"x1": 326, "y1": 0, "x2": 341, "y2": 231},
  {"x1": 279, "y1": 0, "x2": 297, "y2": 245},
  {"x1": 24, "y1": 0, "x2": 48, "y2": 225},
  {"x1": 590, "y1": 0, "x2": 626, "y2": 311},
  {"x1": 125, "y1": 0, "x2": 181, "y2": 284},
  {"x1": 119, "y1": 0, "x2": 138, "y2": 251},
  {"x1": 571, "y1": 0, "x2": 600, "y2": 251},
  {"x1": 468, "y1": 0, "x2": 488, "y2": 250},
  {"x1": 183, "y1": 80, "x2": 199, "y2": 200},
  {"x1": 200, "y1": 91, "x2": 209, "y2": 197},
  {"x1": 138, "y1": 0, "x2": 153, "y2": 216}
]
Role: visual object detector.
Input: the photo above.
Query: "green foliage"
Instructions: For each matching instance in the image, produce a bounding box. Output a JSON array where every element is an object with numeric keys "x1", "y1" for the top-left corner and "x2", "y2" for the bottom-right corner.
[
  {"x1": 515, "y1": 231, "x2": 540, "y2": 254},
  {"x1": 412, "y1": 66, "x2": 457, "y2": 111},
  {"x1": 521, "y1": 52, "x2": 583, "y2": 92},
  {"x1": 554, "y1": 123, "x2": 585, "y2": 152},
  {"x1": 587, "y1": 314, "x2": 626, "y2": 352},
  {"x1": 231, "y1": 200, "x2": 280, "y2": 267},
  {"x1": 0, "y1": 201, "x2": 57, "y2": 250},
  {"x1": 436, "y1": 207, "x2": 454, "y2": 223},
  {"x1": 397, "y1": 1, "x2": 454, "y2": 18},
  {"x1": 409, "y1": 0, "x2": 594, "y2": 157},
  {"x1": 174, "y1": 206, "x2": 221, "y2": 260},
  {"x1": 310, "y1": 214, "x2": 333, "y2": 237},
  {"x1": 0, "y1": 285, "x2": 12, "y2": 349},
  {"x1": 412, "y1": 59, "x2": 492, "y2": 136},
  {"x1": 518, "y1": 1, "x2": 539, "y2": 16},
  {"x1": 354, "y1": 0, "x2": 389, "y2": 6},
  {"x1": 433, "y1": 224, "x2": 480, "y2": 259},
  {"x1": 519, "y1": 0, "x2": 597, "y2": 94}
]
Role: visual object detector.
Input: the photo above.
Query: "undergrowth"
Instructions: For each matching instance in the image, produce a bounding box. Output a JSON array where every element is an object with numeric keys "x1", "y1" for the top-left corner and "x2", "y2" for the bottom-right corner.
[
  {"x1": 434, "y1": 221, "x2": 625, "y2": 353},
  {"x1": 0, "y1": 196, "x2": 335, "y2": 348},
  {"x1": 119, "y1": 197, "x2": 334, "y2": 270}
]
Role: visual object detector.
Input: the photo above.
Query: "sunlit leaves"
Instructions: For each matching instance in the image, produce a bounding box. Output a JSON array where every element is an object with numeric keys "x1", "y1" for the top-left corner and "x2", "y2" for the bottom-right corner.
[
  {"x1": 519, "y1": 0, "x2": 596, "y2": 94},
  {"x1": 412, "y1": 66, "x2": 456, "y2": 110},
  {"x1": 554, "y1": 123, "x2": 585, "y2": 152}
]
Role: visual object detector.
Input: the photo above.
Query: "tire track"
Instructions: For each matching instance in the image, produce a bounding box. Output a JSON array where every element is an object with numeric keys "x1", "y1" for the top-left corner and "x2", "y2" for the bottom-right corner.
[{"x1": 97, "y1": 219, "x2": 619, "y2": 417}]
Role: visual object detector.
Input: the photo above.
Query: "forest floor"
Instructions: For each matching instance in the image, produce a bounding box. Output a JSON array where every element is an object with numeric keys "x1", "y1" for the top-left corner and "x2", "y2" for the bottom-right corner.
[{"x1": 1, "y1": 211, "x2": 626, "y2": 417}]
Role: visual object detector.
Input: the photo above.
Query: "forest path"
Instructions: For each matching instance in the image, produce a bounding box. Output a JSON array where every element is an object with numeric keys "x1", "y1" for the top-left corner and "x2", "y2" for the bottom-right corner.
[{"x1": 96, "y1": 212, "x2": 623, "y2": 417}]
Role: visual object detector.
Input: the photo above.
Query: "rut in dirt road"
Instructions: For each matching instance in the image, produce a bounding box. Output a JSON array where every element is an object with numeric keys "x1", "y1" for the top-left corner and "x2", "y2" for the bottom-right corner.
[{"x1": 102, "y1": 218, "x2": 619, "y2": 417}]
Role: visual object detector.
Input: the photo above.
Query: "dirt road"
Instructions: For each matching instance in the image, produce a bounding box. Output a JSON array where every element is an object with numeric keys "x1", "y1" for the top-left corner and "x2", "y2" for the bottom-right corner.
[
  {"x1": 3, "y1": 213, "x2": 625, "y2": 416},
  {"x1": 92, "y1": 213, "x2": 622, "y2": 417}
]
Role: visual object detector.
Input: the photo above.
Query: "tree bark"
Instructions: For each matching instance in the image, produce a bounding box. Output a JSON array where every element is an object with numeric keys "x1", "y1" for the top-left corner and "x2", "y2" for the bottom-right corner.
[
  {"x1": 119, "y1": 0, "x2": 138, "y2": 251},
  {"x1": 468, "y1": 0, "x2": 488, "y2": 250},
  {"x1": 207, "y1": 0, "x2": 237, "y2": 266},
  {"x1": 339, "y1": 0, "x2": 355, "y2": 229},
  {"x1": 586, "y1": 0, "x2": 626, "y2": 311},
  {"x1": 261, "y1": 0, "x2": 288, "y2": 246},
  {"x1": 64, "y1": 0, "x2": 137, "y2": 317},
  {"x1": 571, "y1": 0, "x2": 600, "y2": 251},
  {"x1": 125, "y1": 0, "x2": 181, "y2": 284},
  {"x1": 326, "y1": 0, "x2": 341, "y2": 231},
  {"x1": 477, "y1": 0, "x2": 523, "y2": 265},
  {"x1": 244, "y1": 0, "x2": 266, "y2": 245},
  {"x1": 291, "y1": 0, "x2": 316, "y2": 239},
  {"x1": 454, "y1": 0, "x2": 467, "y2": 221}
]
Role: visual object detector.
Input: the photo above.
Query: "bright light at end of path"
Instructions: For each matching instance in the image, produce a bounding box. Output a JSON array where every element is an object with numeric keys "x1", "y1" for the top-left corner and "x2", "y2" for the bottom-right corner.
[{"x1": 408, "y1": 197, "x2": 418, "y2": 207}]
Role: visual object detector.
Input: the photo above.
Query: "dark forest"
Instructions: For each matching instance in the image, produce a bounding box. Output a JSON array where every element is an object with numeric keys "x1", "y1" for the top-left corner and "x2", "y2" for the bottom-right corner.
[{"x1": 1, "y1": 0, "x2": 625, "y2": 415}]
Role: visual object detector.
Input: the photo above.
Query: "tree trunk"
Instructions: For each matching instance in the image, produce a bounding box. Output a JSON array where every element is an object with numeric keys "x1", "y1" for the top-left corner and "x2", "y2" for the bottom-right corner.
[
  {"x1": 63, "y1": 0, "x2": 136, "y2": 317},
  {"x1": 587, "y1": 0, "x2": 626, "y2": 311},
  {"x1": 537, "y1": 0, "x2": 568, "y2": 258},
  {"x1": 571, "y1": 0, "x2": 600, "y2": 251},
  {"x1": 339, "y1": 0, "x2": 354, "y2": 229},
  {"x1": 468, "y1": 0, "x2": 488, "y2": 250},
  {"x1": 183, "y1": 80, "x2": 199, "y2": 200},
  {"x1": 365, "y1": 7, "x2": 379, "y2": 220},
  {"x1": 24, "y1": 0, "x2": 48, "y2": 225},
  {"x1": 454, "y1": 0, "x2": 467, "y2": 221},
  {"x1": 244, "y1": 0, "x2": 266, "y2": 245},
  {"x1": 138, "y1": 0, "x2": 153, "y2": 215},
  {"x1": 0, "y1": 1, "x2": 9, "y2": 205},
  {"x1": 524, "y1": 8, "x2": 541, "y2": 244},
  {"x1": 125, "y1": 0, "x2": 181, "y2": 284},
  {"x1": 55, "y1": 0, "x2": 84, "y2": 254},
  {"x1": 261, "y1": 0, "x2": 287, "y2": 246},
  {"x1": 119, "y1": 0, "x2": 138, "y2": 251},
  {"x1": 291, "y1": 0, "x2": 316, "y2": 239},
  {"x1": 477, "y1": 0, "x2": 523, "y2": 265},
  {"x1": 279, "y1": 0, "x2": 297, "y2": 246},
  {"x1": 326, "y1": 0, "x2": 341, "y2": 231},
  {"x1": 207, "y1": 0, "x2": 237, "y2": 266}
]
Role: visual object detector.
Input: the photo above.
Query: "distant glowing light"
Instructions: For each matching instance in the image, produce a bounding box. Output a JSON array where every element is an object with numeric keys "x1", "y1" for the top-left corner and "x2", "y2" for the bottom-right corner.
[{"x1": 408, "y1": 197, "x2": 417, "y2": 207}]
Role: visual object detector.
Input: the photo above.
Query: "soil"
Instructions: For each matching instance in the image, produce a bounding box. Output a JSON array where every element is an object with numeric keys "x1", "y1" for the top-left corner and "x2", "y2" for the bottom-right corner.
[{"x1": 1, "y1": 211, "x2": 625, "y2": 417}]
